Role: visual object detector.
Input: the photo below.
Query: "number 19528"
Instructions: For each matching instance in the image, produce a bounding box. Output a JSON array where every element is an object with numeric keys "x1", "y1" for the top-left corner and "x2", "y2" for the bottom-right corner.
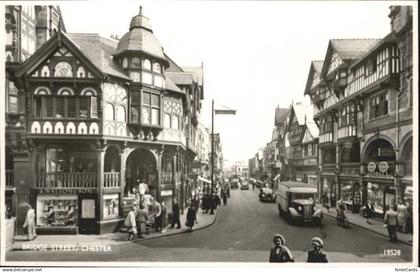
[{"x1": 383, "y1": 249, "x2": 401, "y2": 256}]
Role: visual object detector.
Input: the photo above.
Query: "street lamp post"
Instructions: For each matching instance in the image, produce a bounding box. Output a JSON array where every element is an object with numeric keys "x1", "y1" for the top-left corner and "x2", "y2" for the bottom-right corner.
[{"x1": 210, "y1": 99, "x2": 236, "y2": 197}]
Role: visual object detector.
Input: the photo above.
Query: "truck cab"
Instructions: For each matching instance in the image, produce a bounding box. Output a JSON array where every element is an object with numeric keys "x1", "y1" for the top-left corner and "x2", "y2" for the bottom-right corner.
[{"x1": 275, "y1": 181, "x2": 322, "y2": 225}]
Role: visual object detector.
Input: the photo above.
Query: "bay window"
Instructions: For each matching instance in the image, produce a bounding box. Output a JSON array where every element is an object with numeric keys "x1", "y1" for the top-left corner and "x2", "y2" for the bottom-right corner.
[
  {"x1": 370, "y1": 92, "x2": 388, "y2": 119},
  {"x1": 129, "y1": 89, "x2": 161, "y2": 126},
  {"x1": 32, "y1": 87, "x2": 98, "y2": 119}
]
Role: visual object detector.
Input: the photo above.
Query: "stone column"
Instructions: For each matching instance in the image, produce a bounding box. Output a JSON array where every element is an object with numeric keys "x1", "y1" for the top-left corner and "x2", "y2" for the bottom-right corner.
[
  {"x1": 335, "y1": 144, "x2": 341, "y2": 199},
  {"x1": 97, "y1": 145, "x2": 105, "y2": 223},
  {"x1": 156, "y1": 148, "x2": 163, "y2": 203},
  {"x1": 119, "y1": 147, "x2": 126, "y2": 216}
]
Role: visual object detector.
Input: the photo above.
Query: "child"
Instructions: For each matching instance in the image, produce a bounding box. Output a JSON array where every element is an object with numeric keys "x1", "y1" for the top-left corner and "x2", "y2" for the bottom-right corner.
[{"x1": 269, "y1": 233, "x2": 294, "y2": 262}]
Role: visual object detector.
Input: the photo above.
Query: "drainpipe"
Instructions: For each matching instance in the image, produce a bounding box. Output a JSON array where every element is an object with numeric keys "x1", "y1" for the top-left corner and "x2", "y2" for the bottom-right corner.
[{"x1": 394, "y1": 87, "x2": 401, "y2": 204}]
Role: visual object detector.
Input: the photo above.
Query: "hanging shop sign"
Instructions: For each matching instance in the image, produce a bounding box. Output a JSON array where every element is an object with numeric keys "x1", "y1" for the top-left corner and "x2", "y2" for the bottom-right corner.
[
  {"x1": 367, "y1": 162, "x2": 376, "y2": 172},
  {"x1": 378, "y1": 162, "x2": 389, "y2": 173}
]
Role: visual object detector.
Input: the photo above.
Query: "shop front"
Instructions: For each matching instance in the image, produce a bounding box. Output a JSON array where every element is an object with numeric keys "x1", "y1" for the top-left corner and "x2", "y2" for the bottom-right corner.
[
  {"x1": 338, "y1": 177, "x2": 362, "y2": 213},
  {"x1": 365, "y1": 178, "x2": 396, "y2": 217},
  {"x1": 320, "y1": 175, "x2": 337, "y2": 207}
]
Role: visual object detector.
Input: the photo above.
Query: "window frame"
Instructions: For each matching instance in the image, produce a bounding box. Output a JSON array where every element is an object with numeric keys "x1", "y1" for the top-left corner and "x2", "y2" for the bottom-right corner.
[{"x1": 369, "y1": 92, "x2": 389, "y2": 120}]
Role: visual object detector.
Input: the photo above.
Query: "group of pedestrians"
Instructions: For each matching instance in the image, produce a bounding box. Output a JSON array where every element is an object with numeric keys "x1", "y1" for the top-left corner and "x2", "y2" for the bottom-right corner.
[
  {"x1": 383, "y1": 199, "x2": 412, "y2": 243},
  {"x1": 201, "y1": 193, "x2": 220, "y2": 214},
  {"x1": 269, "y1": 234, "x2": 328, "y2": 263}
]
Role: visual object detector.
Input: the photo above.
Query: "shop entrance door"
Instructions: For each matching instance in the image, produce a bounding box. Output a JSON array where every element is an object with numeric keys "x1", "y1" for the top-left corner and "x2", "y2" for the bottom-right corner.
[{"x1": 78, "y1": 193, "x2": 98, "y2": 234}]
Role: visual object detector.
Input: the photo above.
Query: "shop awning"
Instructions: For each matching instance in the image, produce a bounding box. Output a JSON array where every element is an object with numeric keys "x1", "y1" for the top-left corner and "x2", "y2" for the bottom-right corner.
[{"x1": 198, "y1": 176, "x2": 211, "y2": 184}]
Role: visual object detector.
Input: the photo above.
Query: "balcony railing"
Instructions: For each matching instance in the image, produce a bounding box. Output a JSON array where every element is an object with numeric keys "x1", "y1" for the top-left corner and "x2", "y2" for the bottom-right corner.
[
  {"x1": 323, "y1": 163, "x2": 336, "y2": 172},
  {"x1": 104, "y1": 172, "x2": 120, "y2": 188},
  {"x1": 161, "y1": 171, "x2": 182, "y2": 186},
  {"x1": 6, "y1": 170, "x2": 14, "y2": 187},
  {"x1": 35, "y1": 172, "x2": 97, "y2": 188},
  {"x1": 337, "y1": 125, "x2": 357, "y2": 139},
  {"x1": 319, "y1": 132, "x2": 333, "y2": 144},
  {"x1": 341, "y1": 162, "x2": 360, "y2": 176}
]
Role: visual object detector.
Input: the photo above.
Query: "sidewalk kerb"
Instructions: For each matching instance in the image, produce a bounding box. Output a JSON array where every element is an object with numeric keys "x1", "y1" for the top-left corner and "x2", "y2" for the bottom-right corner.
[{"x1": 321, "y1": 209, "x2": 412, "y2": 246}]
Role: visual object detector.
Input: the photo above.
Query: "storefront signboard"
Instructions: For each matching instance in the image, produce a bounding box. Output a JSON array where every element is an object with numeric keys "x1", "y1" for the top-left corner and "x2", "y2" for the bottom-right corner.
[
  {"x1": 378, "y1": 162, "x2": 389, "y2": 173},
  {"x1": 161, "y1": 190, "x2": 173, "y2": 196},
  {"x1": 367, "y1": 162, "x2": 376, "y2": 172}
]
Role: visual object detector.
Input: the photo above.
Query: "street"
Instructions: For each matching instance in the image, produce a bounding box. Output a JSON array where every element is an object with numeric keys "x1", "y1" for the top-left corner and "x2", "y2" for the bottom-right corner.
[{"x1": 6, "y1": 188, "x2": 412, "y2": 263}]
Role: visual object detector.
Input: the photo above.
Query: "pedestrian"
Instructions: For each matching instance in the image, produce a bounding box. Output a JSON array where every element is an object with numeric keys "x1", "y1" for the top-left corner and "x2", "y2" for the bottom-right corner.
[
  {"x1": 161, "y1": 202, "x2": 167, "y2": 232},
  {"x1": 192, "y1": 196, "x2": 199, "y2": 215},
  {"x1": 222, "y1": 191, "x2": 227, "y2": 205},
  {"x1": 384, "y1": 205, "x2": 399, "y2": 242},
  {"x1": 171, "y1": 198, "x2": 181, "y2": 229},
  {"x1": 325, "y1": 193, "x2": 331, "y2": 213},
  {"x1": 124, "y1": 206, "x2": 137, "y2": 241},
  {"x1": 406, "y1": 201, "x2": 413, "y2": 233},
  {"x1": 269, "y1": 233, "x2": 294, "y2": 262},
  {"x1": 136, "y1": 205, "x2": 148, "y2": 238},
  {"x1": 365, "y1": 200, "x2": 375, "y2": 224},
  {"x1": 152, "y1": 198, "x2": 162, "y2": 232},
  {"x1": 252, "y1": 181, "x2": 255, "y2": 190},
  {"x1": 307, "y1": 237, "x2": 328, "y2": 262},
  {"x1": 396, "y1": 200, "x2": 408, "y2": 233},
  {"x1": 23, "y1": 204, "x2": 36, "y2": 241},
  {"x1": 186, "y1": 203, "x2": 197, "y2": 232},
  {"x1": 210, "y1": 193, "x2": 217, "y2": 215}
]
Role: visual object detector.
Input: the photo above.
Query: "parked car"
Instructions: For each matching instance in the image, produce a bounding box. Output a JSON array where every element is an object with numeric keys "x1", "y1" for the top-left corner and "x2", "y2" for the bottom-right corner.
[{"x1": 259, "y1": 187, "x2": 276, "y2": 202}]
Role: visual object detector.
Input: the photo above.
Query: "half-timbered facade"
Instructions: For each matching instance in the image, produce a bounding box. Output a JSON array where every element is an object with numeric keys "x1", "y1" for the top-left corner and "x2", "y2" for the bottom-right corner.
[
  {"x1": 286, "y1": 104, "x2": 319, "y2": 190},
  {"x1": 306, "y1": 6, "x2": 413, "y2": 216},
  {"x1": 7, "y1": 6, "x2": 204, "y2": 234}
]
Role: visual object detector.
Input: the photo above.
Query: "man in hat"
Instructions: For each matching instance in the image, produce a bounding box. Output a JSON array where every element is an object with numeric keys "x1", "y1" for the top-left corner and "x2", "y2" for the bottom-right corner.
[
  {"x1": 23, "y1": 204, "x2": 36, "y2": 241},
  {"x1": 307, "y1": 237, "x2": 328, "y2": 262},
  {"x1": 269, "y1": 233, "x2": 294, "y2": 262}
]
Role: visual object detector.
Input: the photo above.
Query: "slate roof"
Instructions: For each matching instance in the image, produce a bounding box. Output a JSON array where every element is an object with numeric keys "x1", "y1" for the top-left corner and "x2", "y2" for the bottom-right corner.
[
  {"x1": 67, "y1": 33, "x2": 130, "y2": 80},
  {"x1": 183, "y1": 66, "x2": 204, "y2": 86},
  {"x1": 306, "y1": 122, "x2": 319, "y2": 139},
  {"x1": 274, "y1": 108, "x2": 290, "y2": 125},
  {"x1": 165, "y1": 75, "x2": 184, "y2": 94},
  {"x1": 312, "y1": 61, "x2": 324, "y2": 74},
  {"x1": 166, "y1": 72, "x2": 195, "y2": 85},
  {"x1": 165, "y1": 53, "x2": 184, "y2": 72},
  {"x1": 115, "y1": 10, "x2": 166, "y2": 61},
  {"x1": 330, "y1": 39, "x2": 381, "y2": 60},
  {"x1": 293, "y1": 104, "x2": 314, "y2": 126}
]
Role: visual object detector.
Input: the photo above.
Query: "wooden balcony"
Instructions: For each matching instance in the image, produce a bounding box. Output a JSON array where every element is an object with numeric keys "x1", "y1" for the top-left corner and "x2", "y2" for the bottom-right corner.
[
  {"x1": 319, "y1": 132, "x2": 333, "y2": 144},
  {"x1": 161, "y1": 171, "x2": 181, "y2": 186},
  {"x1": 35, "y1": 172, "x2": 97, "y2": 188},
  {"x1": 337, "y1": 125, "x2": 357, "y2": 139},
  {"x1": 6, "y1": 170, "x2": 14, "y2": 187},
  {"x1": 104, "y1": 172, "x2": 120, "y2": 188}
]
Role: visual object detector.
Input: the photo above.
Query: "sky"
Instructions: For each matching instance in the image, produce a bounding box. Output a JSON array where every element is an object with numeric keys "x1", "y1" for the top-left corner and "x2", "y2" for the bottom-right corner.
[{"x1": 59, "y1": 0, "x2": 396, "y2": 164}]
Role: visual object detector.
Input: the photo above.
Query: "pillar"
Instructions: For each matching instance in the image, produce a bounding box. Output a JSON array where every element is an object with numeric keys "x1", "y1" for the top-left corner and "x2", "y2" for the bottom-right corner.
[
  {"x1": 156, "y1": 149, "x2": 163, "y2": 203},
  {"x1": 97, "y1": 146, "x2": 105, "y2": 222},
  {"x1": 119, "y1": 148, "x2": 126, "y2": 216},
  {"x1": 335, "y1": 144, "x2": 341, "y2": 199},
  {"x1": 14, "y1": 153, "x2": 30, "y2": 235}
]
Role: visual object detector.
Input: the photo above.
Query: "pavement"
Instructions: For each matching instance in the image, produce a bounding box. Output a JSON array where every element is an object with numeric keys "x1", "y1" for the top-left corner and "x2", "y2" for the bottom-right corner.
[
  {"x1": 317, "y1": 204, "x2": 413, "y2": 245},
  {"x1": 11, "y1": 206, "x2": 219, "y2": 251}
]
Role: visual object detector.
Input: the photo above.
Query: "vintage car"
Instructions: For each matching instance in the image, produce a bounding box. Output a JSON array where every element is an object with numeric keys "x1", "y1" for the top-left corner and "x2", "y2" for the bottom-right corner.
[
  {"x1": 259, "y1": 187, "x2": 276, "y2": 202},
  {"x1": 275, "y1": 181, "x2": 323, "y2": 225}
]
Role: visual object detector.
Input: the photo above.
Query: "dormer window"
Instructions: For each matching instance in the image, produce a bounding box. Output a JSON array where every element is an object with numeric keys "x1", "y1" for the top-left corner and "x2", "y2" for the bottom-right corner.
[
  {"x1": 132, "y1": 57, "x2": 141, "y2": 68},
  {"x1": 153, "y1": 63, "x2": 161, "y2": 74},
  {"x1": 122, "y1": 57, "x2": 128, "y2": 68},
  {"x1": 143, "y1": 59, "x2": 151, "y2": 70}
]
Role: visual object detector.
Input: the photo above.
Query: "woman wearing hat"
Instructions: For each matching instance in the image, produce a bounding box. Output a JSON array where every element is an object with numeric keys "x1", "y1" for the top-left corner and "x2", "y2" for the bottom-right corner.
[
  {"x1": 269, "y1": 233, "x2": 294, "y2": 262},
  {"x1": 307, "y1": 237, "x2": 328, "y2": 262}
]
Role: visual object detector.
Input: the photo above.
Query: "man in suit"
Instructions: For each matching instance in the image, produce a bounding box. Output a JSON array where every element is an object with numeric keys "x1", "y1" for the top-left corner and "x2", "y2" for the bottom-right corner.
[
  {"x1": 171, "y1": 198, "x2": 181, "y2": 229},
  {"x1": 384, "y1": 205, "x2": 399, "y2": 242}
]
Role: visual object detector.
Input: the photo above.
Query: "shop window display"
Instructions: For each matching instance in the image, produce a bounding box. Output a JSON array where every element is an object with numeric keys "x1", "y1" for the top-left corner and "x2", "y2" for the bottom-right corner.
[
  {"x1": 103, "y1": 194, "x2": 119, "y2": 219},
  {"x1": 367, "y1": 183, "x2": 383, "y2": 213},
  {"x1": 37, "y1": 195, "x2": 78, "y2": 227}
]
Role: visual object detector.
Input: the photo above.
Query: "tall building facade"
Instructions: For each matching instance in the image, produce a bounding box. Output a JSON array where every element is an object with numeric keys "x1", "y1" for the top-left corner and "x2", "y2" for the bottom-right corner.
[
  {"x1": 305, "y1": 6, "x2": 413, "y2": 215},
  {"x1": 5, "y1": 6, "x2": 205, "y2": 234}
]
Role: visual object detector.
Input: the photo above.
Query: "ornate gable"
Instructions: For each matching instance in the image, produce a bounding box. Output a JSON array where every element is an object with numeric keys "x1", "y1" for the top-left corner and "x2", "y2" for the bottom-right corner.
[
  {"x1": 301, "y1": 127, "x2": 314, "y2": 144},
  {"x1": 30, "y1": 45, "x2": 96, "y2": 79},
  {"x1": 16, "y1": 31, "x2": 104, "y2": 80},
  {"x1": 327, "y1": 51, "x2": 343, "y2": 76}
]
